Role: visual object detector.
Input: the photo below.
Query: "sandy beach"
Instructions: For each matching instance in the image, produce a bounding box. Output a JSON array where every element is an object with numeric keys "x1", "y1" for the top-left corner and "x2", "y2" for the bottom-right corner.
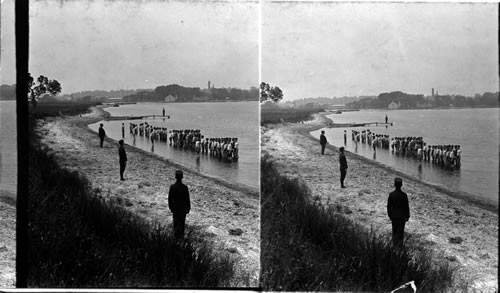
[
  {"x1": 261, "y1": 113, "x2": 498, "y2": 292},
  {"x1": 35, "y1": 107, "x2": 260, "y2": 287},
  {"x1": 0, "y1": 190, "x2": 16, "y2": 287}
]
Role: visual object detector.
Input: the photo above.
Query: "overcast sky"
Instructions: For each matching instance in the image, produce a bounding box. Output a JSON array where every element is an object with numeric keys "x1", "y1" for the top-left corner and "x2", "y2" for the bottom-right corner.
[
  {"x1": 262, "y1": 2, "x2": 498, "y2": 100},
  {"x1": 1, "y1": 1, "x2": 498, "y2": 99},
  {"x1": 2, "y1": 0, "x2": 259, "y2": 94}
]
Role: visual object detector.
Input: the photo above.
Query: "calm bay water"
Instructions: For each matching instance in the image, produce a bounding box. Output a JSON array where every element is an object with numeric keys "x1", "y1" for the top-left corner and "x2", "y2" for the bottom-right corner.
[
  {"x1": 0, "y1": 100, "x2": 17, "y2": 195},
  {"x1": 312, "y1": 108, "x2": 499, "y2": 205},
  {"x1": 89, "y1": 102, "x2": 259, "y2": 190}
]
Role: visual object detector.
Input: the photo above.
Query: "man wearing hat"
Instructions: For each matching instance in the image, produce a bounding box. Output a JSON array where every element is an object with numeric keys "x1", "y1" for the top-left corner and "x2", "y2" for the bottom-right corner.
[
  {"x1": 387, "y1": 178, "x2": 410, "y2": 246},
  {"x1": 98, "y1": 123, "x2": 106, "y2": 147},
  {"x1": 320, "y1": 130, "x2": 328, "y2": 155},
  {"x1": 168, "y1": 170, "x2": 191, "y2": 239},
  {"x1": 339, "y1": 147, "x2": 348, "y2": 188}
]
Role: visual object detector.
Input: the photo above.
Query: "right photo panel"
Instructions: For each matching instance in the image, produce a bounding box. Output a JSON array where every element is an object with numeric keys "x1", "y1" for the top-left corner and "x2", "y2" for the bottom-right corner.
[{"x1": 260, "y1": 2, "x2": 498, "y2": 292}]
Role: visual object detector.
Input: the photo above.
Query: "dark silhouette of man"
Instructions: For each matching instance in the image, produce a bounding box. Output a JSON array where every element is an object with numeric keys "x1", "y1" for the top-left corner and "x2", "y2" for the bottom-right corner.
[
  {"x1": 344, "y1": 130, "x2": 347, "y2": 145},
  {"x1": 98, "y1": 123, "x2": 106, "y2": 147},
  {"x1": 168, "y1": 170, "x2": 191, "y2": 239},
  {"x1": 118, "y1": 139, "x2": 127, "y2": 181},
  {"x1": 339, "y1": 147, "x2": 348, "y2": 188},
  {"x1": 385, "y1": 114, "x2": 388, "y2": 124},
  {"x1": 387, "y1": 178, "x2": 410, "y2": 246},
  {"x1": 320, "y1": 130, "x2": 328, "y2": 155},
  {"x1": 121, "y1": 123, "x2": 125, "y2": 138}
]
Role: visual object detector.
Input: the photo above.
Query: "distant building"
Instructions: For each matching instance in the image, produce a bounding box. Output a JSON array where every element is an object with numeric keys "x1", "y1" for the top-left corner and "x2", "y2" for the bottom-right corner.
[
  {"x1": 164, "y1": 94, "x2": 178, "y2": 102},
  {"x1": 388, "y1": 101, "x2": 400, "y2": 110}
]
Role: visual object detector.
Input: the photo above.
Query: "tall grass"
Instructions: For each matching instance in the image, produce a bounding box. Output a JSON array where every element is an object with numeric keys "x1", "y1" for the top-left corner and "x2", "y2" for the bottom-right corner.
[
  {"x1": 261, "y1": 155, "x2": 456, "y2": 291},
  {"x1": 261, "y1": 108, "x2": 324, "y2": 125},
  {"x1": 30, "y1": 101, "x2": 101, "y2": 118},
  {"x1": 27, "y1": 112, "x2": 235, "y2": 287}
]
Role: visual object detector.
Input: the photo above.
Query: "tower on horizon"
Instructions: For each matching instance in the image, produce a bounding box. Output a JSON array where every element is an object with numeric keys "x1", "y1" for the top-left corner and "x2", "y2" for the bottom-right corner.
[
  {"x1": 432, "y1": 88, "x2": 434, "y2": 97},
  {"x1": 208, "y1": 81, "x2": 211, "y2": 89}
]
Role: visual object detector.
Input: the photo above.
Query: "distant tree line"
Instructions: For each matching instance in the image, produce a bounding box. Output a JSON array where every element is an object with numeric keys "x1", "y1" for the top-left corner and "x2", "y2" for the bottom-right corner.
[
  {"x1": 122, "y1": 84, "x2": 259, "y2": 102},
  {"x1": 70, "y1": 89, "x2": 152, "y2": 99},
  {"x1": 0, "y1": 84, "x2": 16, "y2": 100},
  {"x1": 347, "y1": 91, "x2": 499, "y2": 109}
]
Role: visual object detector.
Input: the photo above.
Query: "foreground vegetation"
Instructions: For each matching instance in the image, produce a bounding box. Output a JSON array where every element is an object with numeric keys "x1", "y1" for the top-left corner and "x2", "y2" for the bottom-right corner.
[
  {"x1": 27, "y1": 104, "x2": 234, "y2": 287},
  {"x1": 260, "y1": 155, "x2": 458, "y2": 292},
  {"x1": 261, "y1": 108, "x2": 324, "y2": 125}
]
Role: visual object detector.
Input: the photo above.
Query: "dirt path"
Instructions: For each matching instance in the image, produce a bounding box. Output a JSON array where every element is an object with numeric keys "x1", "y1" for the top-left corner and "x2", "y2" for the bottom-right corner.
[
  {"x1": 36, "y1": 107, "x2": 259, "y2": 287},
  {"x1": 261, "y1": 113, "x2": 497, "y2": 292}
]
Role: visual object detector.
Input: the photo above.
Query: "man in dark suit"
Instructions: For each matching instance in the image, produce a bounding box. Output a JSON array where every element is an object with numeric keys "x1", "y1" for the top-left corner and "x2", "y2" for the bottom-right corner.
[
  {"x1": 98, "y1": 123, "x2": 106, "y2": 147},
  {"x1": 339, "y1": 147, "x2": 348, "y2": 188},
  {"x1": 320, "y1": 130, "x2": 328, "y2": 155},
  {"x1": 168, "y1": 170, "x2": 191, "y2": 239},
  {"x1": 118, "y1": 139, "x2": 127, "y2": 181},
  {"x1": 387, "y1": 178, "x2": 410, "y2": 246}
]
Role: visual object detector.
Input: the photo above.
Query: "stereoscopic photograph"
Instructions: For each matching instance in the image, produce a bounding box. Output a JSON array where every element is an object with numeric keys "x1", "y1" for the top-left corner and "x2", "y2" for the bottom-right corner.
[{"x1": 0, "y1": 0, "x2": 498, "y2": 292}]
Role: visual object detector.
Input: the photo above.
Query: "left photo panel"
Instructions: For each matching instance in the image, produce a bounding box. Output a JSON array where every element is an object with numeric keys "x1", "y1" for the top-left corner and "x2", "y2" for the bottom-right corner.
[
  {"x1": 4, "y1": 0, "x2": 260, "y2": 288},
  {"x1": 0, "y1": 0, "x2": 17, "y2": 288}
]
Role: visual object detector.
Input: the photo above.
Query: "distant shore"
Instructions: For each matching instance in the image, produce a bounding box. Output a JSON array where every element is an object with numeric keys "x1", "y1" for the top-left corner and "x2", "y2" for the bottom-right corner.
[
  {"x1": 36, "y1": 106, "x2": 260, "y2": 286},
  {"x1": 261, "y1": 112, "x2": 498, "y2": 291}
]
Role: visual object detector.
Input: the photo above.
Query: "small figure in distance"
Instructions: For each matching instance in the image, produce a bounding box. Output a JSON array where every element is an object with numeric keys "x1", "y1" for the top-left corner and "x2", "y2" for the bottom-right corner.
[
  {"x1": 118, "y1": 139, "x2": 127, "y2": 181},
  {"x1": 385, "y1": 114, "x2": 388, "y2": 124},
  {"x1": 344, "y1": 130, "x2": 347, "y2": 145},
  {"x1": 168, "y1": 170, "x2": 191, "y2": 240},
  {"x1": 320, "y1": 130, "x2": 328, "y2": 155},
  {"x1": 339, "y1": 146, "x2": 348, "y2": 188},
  {"x1": 387, "y1": 178, "x2": 410, "y2": 247},
  {"x1": 121, "y1": 122, "x2": 125, "y2": 138},
  {"x1": 98, "y1": 123, "x2": 106, "y2": 148}
]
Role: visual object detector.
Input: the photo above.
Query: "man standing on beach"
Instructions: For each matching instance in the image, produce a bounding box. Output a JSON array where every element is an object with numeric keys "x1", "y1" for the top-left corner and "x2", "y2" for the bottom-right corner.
[
  {"x1": 387, "y1": 178, "x2": 410, "y2": 246},
  {"x1": 320, "y1": 130, "x2": 328, "y2": 155},
  {"x1": 168, "y1": 170, "x2": 191, "y2": 239},
  {"x1": 98, "y1": 123, "x2": 106, "y2": 147},
  {"x1": 118, "y1": 139, "x2": 127, "y2": 181},
  {"x1": 121, "y1": 123, "x2": 125, "y2": 138},
  {"x1": 385, "y1": 114, "x2": 388, "y2": 124},
  {"x1": 344, "y1": 130, "x2": 347, "y2": 145},
  {"x1": 339, "y1": 147, "x2": 348, "y2": 188}
]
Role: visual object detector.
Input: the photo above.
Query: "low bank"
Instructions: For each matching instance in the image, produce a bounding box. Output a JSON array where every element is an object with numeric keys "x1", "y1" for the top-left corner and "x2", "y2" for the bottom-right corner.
[
  {"x1": 261, "y1": 113, "x2": 498, "y2": 292},
  {"x1": 33, "y1": 106, "x2": 260, "y2": 286}
]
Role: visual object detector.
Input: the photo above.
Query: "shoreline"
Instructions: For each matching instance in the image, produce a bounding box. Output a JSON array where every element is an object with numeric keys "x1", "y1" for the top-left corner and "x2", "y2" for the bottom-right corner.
[
  {"x1": 36, "y1": 106, "x2": 260, "y2": 286},
  {"x1": 87, "y1": 106, "x2": 258, "y2": 196},
  {"x1": 302, "y1": 112, "x2": 497, "y2": 213},
  {"x1": 261, "y1": 113, "x2": 498, "y2": 291}
]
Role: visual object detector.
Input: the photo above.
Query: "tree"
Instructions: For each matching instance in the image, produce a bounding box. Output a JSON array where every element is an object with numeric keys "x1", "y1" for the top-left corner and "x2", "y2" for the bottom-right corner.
[
  {"x1": 260, "y1": 82, "x2": 283, "y2": 103},
  {"x1": 28, "y1": 73, "x2": 62, "y2": 107}
]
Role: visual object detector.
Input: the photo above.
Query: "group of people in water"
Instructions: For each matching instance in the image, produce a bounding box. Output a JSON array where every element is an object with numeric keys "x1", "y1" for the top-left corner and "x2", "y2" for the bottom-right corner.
[
  {"x1": 350, "y1": 129, "x2": 462, "y2": 169},
  {"x1": 127, "y1": 122, "x2": 239, "y2": 162},
  {"x1": 351, "y1": 130, "x2": 391, "y2": 150}
]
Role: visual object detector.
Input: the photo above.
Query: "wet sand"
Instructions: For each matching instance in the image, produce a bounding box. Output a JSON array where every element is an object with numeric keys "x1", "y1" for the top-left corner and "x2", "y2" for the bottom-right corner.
[
  {"x1": 261, "y1": 113, "x2": 497, "y2": 292},
  {"x1": 36, "y1": 107, "x2": 260, "y2": 287}
]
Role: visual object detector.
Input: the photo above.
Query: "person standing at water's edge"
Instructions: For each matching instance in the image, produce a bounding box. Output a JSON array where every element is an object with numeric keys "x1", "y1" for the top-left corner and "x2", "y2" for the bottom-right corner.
[
  {"x1": 320, "y1": 130, "x2": 328, "y2": 155},
  {"x1": 118, "y1": 139, "x2": 127, "y2": 181},
  {"x1": 344, "y1": 130, "x2": 347, "y2": 145},
  {"x1": 387, "y1": 178, "x2": 410, "y2": 247},
  {"x1": 339, "y1": 146, "x2": 348, "y2": 188},
  {"x1": 385, "y1": 114, "x2": 388, "y2": 124},
  {"x1": 168, "y1": 170, "x2": 191, "y2": 239},
  {"x1": 121, "y1": 123, "x2": 125, "y2": 138},
  {"x1": 98, "y1": 123, "x2": 106, "y2": 147}
]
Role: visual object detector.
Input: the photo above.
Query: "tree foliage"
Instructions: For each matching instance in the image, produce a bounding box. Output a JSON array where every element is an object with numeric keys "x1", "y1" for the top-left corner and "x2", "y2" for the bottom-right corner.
[
  {"x1": 28, "y1": 73, "x2": 62, "y2": 107},
  {"x1": 260, "y1": 82, "x2": 283, "y2": 103}
]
